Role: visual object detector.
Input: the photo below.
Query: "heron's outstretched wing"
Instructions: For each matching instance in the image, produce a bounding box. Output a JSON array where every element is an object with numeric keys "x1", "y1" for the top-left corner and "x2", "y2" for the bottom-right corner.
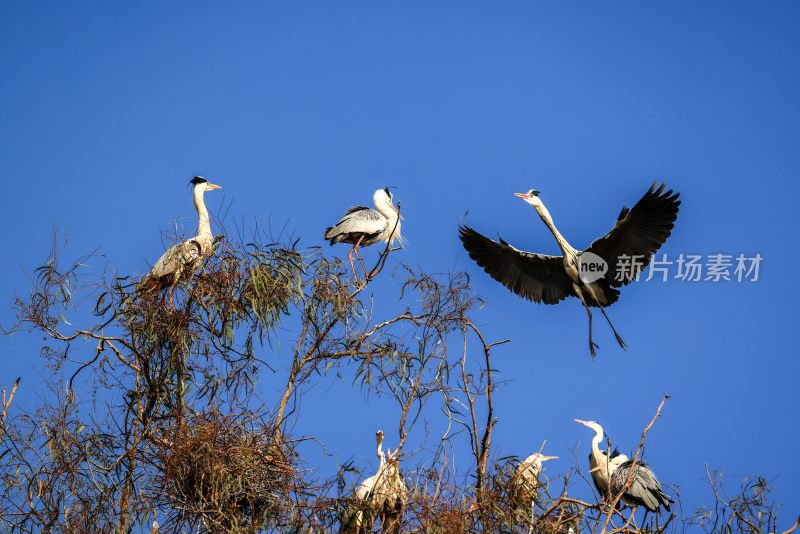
[
  {"x1": 325, "y1": 206, "x2": 387, "y2": 242},
  {"x1": 586, "y1": 182, "x2": 680, "y2": 287},
  {"x1": 459, "y1": 226, "x2": 574, "y2": 304}
]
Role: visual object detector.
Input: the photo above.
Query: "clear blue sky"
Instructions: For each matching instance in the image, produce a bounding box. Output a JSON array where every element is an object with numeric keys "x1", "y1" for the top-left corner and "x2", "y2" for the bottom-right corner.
[{"x1": 1, "y1": 1, "x2": 798, "y2": 525}]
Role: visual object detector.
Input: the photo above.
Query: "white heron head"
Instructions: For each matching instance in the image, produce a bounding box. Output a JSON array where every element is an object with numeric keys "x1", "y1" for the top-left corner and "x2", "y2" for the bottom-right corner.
[
  {"x1": 514, "y1": 189, "x2": 541, "y2": 207},
  {"x1": 373, "y1": 187, "x2": 402, "y2": 219},
  {"x1": 522, "y1": 452, "x2": 558, "y2": 468},
  {"x1": 190, "y1": 176, "x2": 222, "y2": 192},
  {"x1": 574, "y1": 419, "x2": 604, "y2": 437},
  {"x1": 375, "y1": 429, "x2": 384, "y2": 447}
]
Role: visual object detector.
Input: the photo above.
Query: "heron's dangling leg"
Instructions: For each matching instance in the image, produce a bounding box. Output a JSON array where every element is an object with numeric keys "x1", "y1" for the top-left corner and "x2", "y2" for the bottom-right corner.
[
  {"x1": 579, "y1": 298, "x2": 599, "y2": 358},
  {"x1": 598, "y1": 306, "x2": 627, "y2": 350}
]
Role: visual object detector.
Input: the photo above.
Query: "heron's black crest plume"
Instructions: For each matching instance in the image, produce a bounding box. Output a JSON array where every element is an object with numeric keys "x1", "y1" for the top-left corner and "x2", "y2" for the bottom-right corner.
[
  {"x1": 190, "y1": 176, "x2": 208, "y2": 185},
  {"x1": 529, "y1": 189, "x2": 540, "y2": 197},
  {"x1": 383, "y1": 187, "x2": 392, "y2": 198}
]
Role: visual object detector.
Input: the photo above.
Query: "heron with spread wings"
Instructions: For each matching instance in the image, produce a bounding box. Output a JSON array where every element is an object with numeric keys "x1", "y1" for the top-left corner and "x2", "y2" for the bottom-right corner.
[{"x1": 459, "y1": 182, "x2": 680, "y2": 358}]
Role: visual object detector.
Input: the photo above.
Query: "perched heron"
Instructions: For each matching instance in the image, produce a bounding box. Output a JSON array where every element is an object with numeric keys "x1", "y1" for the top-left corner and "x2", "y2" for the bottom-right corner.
[
  {"x1": 610, "y1": 458, "x2": 673, "y2": 513},
  {"x1": 138, "y1": 176, "x2": 222, "y2": 302},
  {"x1": 574, "y1": 419, "x2": 628, "y2": 500},
  {"x1": 459, "y1": 182, "x2": 680, "y2": 358},
  {"x1": 339, "y1": 430, "x2": 385, "y2": 534},
  {"x1": 339, "y1": 430, "x2": 407, "y2": 534},
  {"x1": 510, "y1": 451, "x2": 557, "y2": 519},
  {"x1": 373, "y1": 445, "x2": 406, "y2": 534},
  {"x1": 575, "y1": 419, "x2": 672, "y2": 513},
  {"x1": 325, "y1": 188, "x2": 404, "y2": 279}
]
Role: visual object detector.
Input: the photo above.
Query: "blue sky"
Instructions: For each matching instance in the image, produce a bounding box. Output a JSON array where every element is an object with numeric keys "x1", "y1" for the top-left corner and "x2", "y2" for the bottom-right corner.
[{"x1": 1, "y1": 1, "x2": 798, "y2": 526}]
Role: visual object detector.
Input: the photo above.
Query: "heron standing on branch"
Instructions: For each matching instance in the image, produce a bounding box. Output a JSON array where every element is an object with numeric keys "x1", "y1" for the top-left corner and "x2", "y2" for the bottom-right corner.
[
  {"x1": 138, "y1": 176, "x2": 222, "y2": 304},
  {"x1": 574, "y1": 419, "x2": 628, "y2": 500},
  {"x1": 610, "y1": 458, "x2": 673, "y2": 513},
  {"x1": 339, "y1": 430, "x2": 407, "y2": 534},
  {"x1": 510, "y1": 450, "x2": 557, "y2": 522},
  {"x1": 575, "y1": 419, "x2": 672, "y2": 513},
  {"x1": 325, "y1": 188, "x2": 404, "y2": 280},
  {"x1": 459, "y1": 182, "x2": 680, "y2": 358}
]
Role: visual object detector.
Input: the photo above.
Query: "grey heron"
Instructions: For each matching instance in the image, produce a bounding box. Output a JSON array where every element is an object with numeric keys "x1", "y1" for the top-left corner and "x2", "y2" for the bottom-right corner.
[
  {"x1": 339, "y1": 430, "x2": 406, "y2": 534},
  {"x1": 510, "y1": 451, "x2": 557, "y2": 519},
  {"x1": 610, "y1": 458, "x2": 673, "y2": 513},
  {"x1": 459, "y1": 182, "x2": 680, "y2": 357},
  {"x1": 373, "y1": 445, "x2": 406, "y2": 534},
  {"x1": 137, "y1": 176, "x2": 222, "y2": 301},
  {"x1": 574, "y1": 419, "x2": 628, "y2": 500},
  {"x1": 575, "y1": 419, "x2": 672, "y2": 513},
  {"x1": 325, "y1": 188, "x2": 404, "y2": 279}
]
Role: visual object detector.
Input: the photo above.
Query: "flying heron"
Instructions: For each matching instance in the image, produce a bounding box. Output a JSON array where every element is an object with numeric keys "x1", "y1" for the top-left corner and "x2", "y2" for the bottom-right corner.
[{"x1": 459, "y1": 182, "x2": 680, "y2": 357}]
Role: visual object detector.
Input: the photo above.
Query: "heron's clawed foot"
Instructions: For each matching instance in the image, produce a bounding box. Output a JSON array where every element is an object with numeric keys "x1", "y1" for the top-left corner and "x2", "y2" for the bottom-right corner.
[
  {"x1": 613, "y1": 331, "x2": 627, "y2": 350},
  {"x1": 589, "y1": 340, "x2": 599, "y2": 359},
  {"x1": 598, "y1": 307, "x2": 626, "y2": 351}
]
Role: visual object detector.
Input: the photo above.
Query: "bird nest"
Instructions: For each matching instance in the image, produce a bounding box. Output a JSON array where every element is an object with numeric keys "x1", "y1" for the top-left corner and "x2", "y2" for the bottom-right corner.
[{"x1": 157, "y1": 411, "x2": 296, "y2": 531}]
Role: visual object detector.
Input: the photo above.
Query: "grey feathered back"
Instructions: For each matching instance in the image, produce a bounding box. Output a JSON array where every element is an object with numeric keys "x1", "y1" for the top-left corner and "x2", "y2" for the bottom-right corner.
[
  {"x1": 325, "y1": 206, "x2": 388, "y2": 245},
  {"x1": 610, "y1": 459, "x2": 672, "y2": 512}
]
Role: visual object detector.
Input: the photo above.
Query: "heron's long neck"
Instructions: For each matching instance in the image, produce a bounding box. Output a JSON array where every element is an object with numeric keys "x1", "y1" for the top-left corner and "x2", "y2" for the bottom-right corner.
[
  {"x1": 376, "y1": 439, "x2": 386, "y2": 469},
  {"x1": 534, "y1": 202, "x2": 576, "y2": 257},
  {"x1": 194, "y1": 186, "x2": 212, "y2": 242},
  {"x1": 376, "y1": 200, "x2": 402, "y2": 244},
  {"x1": 376, "y1": 200, "x2": 398, "y2": 223},
  {"x1": 526, "y1": 458, "x2": 542, "y2": 477},
  {"x1": 590, "y1": 428, "x2": 604, "y2": 457}
]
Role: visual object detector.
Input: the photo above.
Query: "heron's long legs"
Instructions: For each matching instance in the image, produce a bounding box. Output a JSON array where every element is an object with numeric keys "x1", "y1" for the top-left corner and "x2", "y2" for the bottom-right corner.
[
  {"x1": 580, "y1": 299, "x2": 600, "y2": 358},
  {"x1": 348, "y1": 236, "x2": 367, "y2": 284},
  {"x1": 598, "y1": 306, "x2": 627, "y2": 350},
  {"x1": 352, "y1": 243, "x2": 369, "y2": 278},
  {"x1": 347, "y1": 249, "x2": 358, "y2": 280}
]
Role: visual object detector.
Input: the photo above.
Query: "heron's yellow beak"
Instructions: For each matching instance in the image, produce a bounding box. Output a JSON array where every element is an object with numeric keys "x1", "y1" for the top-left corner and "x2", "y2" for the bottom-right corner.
[
  {"x1": 207, "y1": 183, "x2": 222, "y2": 191},
  {"x1": 514, "y1": 192, "x2": 529, "y2": 199},
  {"x1": 541, "y1": 455, "x2": 558, "y2": 461},
  {"x1": 574, "y1": 419, "x2": 589, "y2": 425}
]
